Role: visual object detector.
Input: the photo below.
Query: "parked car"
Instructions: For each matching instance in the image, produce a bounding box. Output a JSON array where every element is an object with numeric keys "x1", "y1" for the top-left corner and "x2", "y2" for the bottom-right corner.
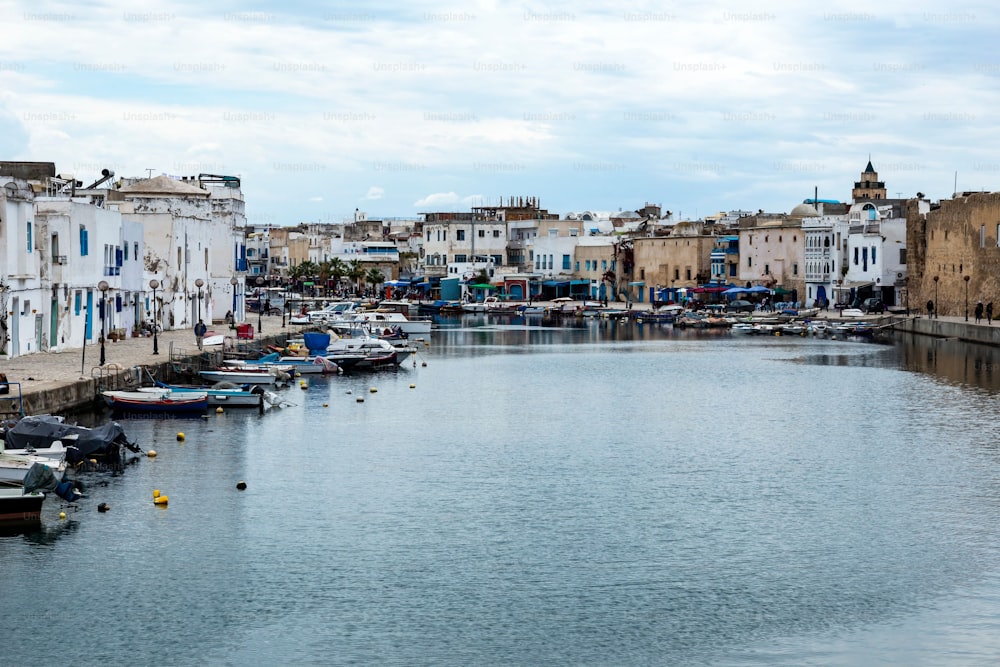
[
  {"x1": 861, "y1": 298, "x2": 886, "y2": 314},
  {"x1": 726, "y1": 299, "x2": 755, "y2": 313}
]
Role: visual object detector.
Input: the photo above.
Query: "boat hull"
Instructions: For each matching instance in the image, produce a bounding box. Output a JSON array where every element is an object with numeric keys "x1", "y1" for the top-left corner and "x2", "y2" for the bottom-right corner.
[
  {"x1": 0, "y1": 488, "x2": 44, "y2": 527},
  {"x1": 103, "y1": 391, "x2": 209, "y2": 414}
]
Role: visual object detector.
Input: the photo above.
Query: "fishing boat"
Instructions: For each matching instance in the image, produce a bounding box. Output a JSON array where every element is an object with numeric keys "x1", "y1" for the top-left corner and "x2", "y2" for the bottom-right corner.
[
  {"x1": 0, "y1": 450, "x2": 68, "y2": 485},
  {"x1": 0, "y1": 487, "x2": 45, "y2": 527},
  {"x1": 199, "y1": 366, "x2": 290, "y2": 386},
  {"x1": 102, "y1": 390, "x2": 209, "y2": 414},
  {"x1": 150, "y1": 382, "x2": 273, "y2": 408},
  {"x1": 0, "y1": 415, "x2": 137, "y2": 466},
  {"x1": 330, "y1": 311, "x2": 432, "y2": 336},
  {"x1": 224, "y1": 353, "x2": 337, "y2": 375},
  {"x1": 325, "y1": 333, "x2": 414, "y2": 366}
]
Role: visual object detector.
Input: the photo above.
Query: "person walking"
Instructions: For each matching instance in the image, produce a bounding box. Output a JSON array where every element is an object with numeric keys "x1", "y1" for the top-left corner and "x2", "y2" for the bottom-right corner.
[
  {"x1": 975, "y1": 300, "x2": 984, "y2": 324},
  {"x1": 987, "y1": 301, "x2": 994, "y2": 326},
  {"x1": 194, "y1": 319, "x2": 207, "y2": 350}
]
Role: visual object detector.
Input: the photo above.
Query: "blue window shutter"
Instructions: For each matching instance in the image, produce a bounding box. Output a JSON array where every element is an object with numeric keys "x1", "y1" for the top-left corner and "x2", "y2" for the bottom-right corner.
[
  {"x1": 74, "y1": 292, "x2": 81, "y2": 315},
  {"x1": 116, "y1": 248, "x2": 123, "y2": 266}
]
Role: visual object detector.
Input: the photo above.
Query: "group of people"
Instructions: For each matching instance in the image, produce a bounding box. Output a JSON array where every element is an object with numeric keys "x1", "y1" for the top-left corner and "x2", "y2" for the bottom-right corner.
[
  {"x1": 975, "y1": 300, "x2": 994, "y2": 325},
  {"x1": 926, "y1": 299, "x2": 995, "y2": 324}
]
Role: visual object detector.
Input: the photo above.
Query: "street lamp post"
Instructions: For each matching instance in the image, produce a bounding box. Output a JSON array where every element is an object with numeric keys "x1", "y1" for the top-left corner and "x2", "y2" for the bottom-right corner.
[
  {"x1": 98, "y1": 280, "x2": 108, "y2": 366},
  {"x1": 281, "y1": 281, "x2": 287, "y2": 328},
  {"x1": 195, "y1": 278, "x2": 204, "y2": 322},
  {"x1": 964, "y1": 275, "x2": 971, "y2": 321},
  {"x1": 230, "y1": 276, "x2": 238, "y2": 329},
  {"x1": 933, "y1": 275, "x2": 939, "y2": 318},
  {"x1": 256, "y1": 276, "x2": 264, "y2": 337},
  {"x1": 149, "y1": 278, "x2": 160, "y2": 355}
]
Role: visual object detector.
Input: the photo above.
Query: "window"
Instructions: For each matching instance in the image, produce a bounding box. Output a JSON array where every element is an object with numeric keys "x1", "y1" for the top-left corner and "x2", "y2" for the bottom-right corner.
[
  {"x1": 80, "y1": 226, "x2": 89, "y2": 255},
  {"x1": 674, "y1": 268, "x2": 680, "y2": 279},
  {"x1": 74, "y1": 291, "x2": 81, "y2": 315},
  {"x1": 854, "y1": 247, "x2": 859, "y2": 265},
  {"x1": 685, "y1": 268, "x2": 691, "y2": 280},
  {"x1": 729, "y1": 264, "x2": 736, "y2": 277},
  {"x1": 454, "y1": 254, "x2": 467, "y2": 263},
  {"x1": 575, "y1": 261, "x2": 580, "y2": 271},
  {"x1": 51, "y1": 233, "x2": 59, "y2": 259},
  {"x1": 569, "y1": 228, "x2": 578, "y2": 237},
  {"x1": 562, "y1": 254, "x2": 571, "y2": 270},
  {"x1": 981, "y1": 225, "x2": 986, "y2": 248},
  {"x1": 493, "y1": 230, "x2": 500, "y2": 238},
  {"x1": 123, "y1": 240, "x2": 129, "y2": 261},
  {"x1": 871, "y1": 247, "x2": 876, "y2": 264},
  {"x1": 764, "y1": 264, "x2": 770, "y2": 275},
  {"x1": 26, "y1": 221, "x2": 32, "y2": 253},
  {"x1": 478, "y1": 229, "x2": 485, "y2": 238},
  {"x1": 548, "y1": 229, "x2": 558, "y2": 237},
  {"x1": 457, "y1": 230, "x2": 465, "y2": 241},
  {"x1": 899, "y1": 249, "x2": 906, "y2": 264},
  {"x1": 793, "y1": 263, "x2": 798, "y2": 275},
  {"x1": 134, "y1": 242, "x2": 139, "y2": 260},
  {"x1": 585, "y1": 260, "x2": 591, "y2": 271},
  {"x1": 748, "y1": 257, "x2": 752, "y2": 267},
  {"x1": 492, "y1": 255, "x2": 502, "y2": 266}
]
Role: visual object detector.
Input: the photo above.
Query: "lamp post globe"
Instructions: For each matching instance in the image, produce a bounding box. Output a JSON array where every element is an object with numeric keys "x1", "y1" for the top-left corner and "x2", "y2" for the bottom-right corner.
[
  {"x1": 97, "y1": 280, "x2": 109, "y2": 366},
  {"x1": 149, "y1": 278, "x2": 160, "y2": 355},
  {"x1": 964, "y1": 275, "x2": 971, "y2": 322}
]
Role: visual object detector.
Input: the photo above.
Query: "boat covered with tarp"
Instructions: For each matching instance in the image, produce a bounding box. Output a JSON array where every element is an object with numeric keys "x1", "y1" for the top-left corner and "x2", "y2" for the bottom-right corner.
[{"x1": 1, "y1": 415, "x2": 139, "y2": 466}]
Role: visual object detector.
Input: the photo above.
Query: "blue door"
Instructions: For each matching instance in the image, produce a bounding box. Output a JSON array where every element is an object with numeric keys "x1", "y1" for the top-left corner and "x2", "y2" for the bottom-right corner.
[{"x1": 85, "y1": 290, "x2": 93, "y2": 341}]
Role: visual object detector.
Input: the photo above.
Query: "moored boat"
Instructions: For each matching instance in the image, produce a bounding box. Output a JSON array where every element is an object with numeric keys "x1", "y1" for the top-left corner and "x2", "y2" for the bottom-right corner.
[
  {"x1": 0, "y1": 487, "x2": 45, "y2": 528},
  {"x1": 103, "y1": 390, "x2": 209, "y2": 414}
]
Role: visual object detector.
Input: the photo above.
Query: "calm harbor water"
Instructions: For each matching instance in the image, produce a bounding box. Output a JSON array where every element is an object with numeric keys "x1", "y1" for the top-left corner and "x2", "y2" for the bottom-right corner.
[{"x1": 5, "y1": 318, "x2": 1000, "y2": 666}]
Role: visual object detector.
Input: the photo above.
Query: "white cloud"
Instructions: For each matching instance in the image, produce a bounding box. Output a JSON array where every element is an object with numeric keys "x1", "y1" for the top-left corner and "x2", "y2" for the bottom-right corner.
[
  {"x1": 414, "y1": 192, "x2": 460, "y2": 207},
  {"x1": 308, "y1": 196, "x2": 323, "y2": 202},
  {"x1": 0, "y1": 1, "x2": 997, "y2": 220}
]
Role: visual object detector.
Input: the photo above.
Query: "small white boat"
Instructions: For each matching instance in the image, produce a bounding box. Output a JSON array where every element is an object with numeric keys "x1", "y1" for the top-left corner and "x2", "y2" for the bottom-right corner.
[
  {"x1": 199, "y1": 367, "x2": 290, "y2": 386},
  {"x1": 0, "y1": 451, "x2": 67, "y2": 485}
]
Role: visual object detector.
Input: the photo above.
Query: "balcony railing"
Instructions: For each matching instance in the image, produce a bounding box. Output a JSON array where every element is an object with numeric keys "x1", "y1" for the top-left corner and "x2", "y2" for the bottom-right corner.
[{"x1": 52, "y1": 255, "x2": 67, "y2": 265}]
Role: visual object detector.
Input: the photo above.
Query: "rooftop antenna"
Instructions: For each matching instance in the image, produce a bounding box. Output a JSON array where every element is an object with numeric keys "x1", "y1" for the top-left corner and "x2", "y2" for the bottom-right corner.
[
  {"x1": 146, "y1": 168, "x2": 155, "y2": 178},
  {"x1": 954, "y1": 171, "x2": 958, "y2": 196}
]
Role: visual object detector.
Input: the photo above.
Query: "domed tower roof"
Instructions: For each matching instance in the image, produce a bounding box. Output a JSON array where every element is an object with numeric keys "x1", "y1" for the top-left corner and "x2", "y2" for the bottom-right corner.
[{"x1": 789, "y1": 203, "x2": 820, "y2": 217}]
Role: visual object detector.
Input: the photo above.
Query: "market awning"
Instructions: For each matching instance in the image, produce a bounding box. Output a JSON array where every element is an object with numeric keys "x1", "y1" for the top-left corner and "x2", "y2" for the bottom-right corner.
[
  {"x1": 570, "y1": 280, "x2": 590, "y2": 285},
  {"x1": 468, "y1": 283, "x2": 494, "y2": 289},
  {"x1": 543, "y1": 280, "x2": 570, "y2": 287},
  {"x1": 628, "y1": 281, "x2": 645, "y2": 286}
]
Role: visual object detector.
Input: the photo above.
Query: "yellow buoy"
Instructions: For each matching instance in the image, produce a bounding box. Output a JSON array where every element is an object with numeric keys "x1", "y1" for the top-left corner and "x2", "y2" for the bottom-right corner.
[
  {"x1": 369, "y1": 387, "x2": 377, "y2": 393},
  {"x1": 236, "y1": 481, "x2": 247, "y2": 490},
  {"x1": 153, "y1": 489, "x2": 160, "y2": 498},
  {"x1": 356, "y1": 397, "x2": 364, "y2": 402},
  {"x1": 147, "y1": 450, "x2": 157, "y2": 458},
  {"x1": 421, "y1": 362, "x2": 427, "y2": 367},
  {"x1": 323, "y1": 403, "x2": 329, "y2": 407},
  {"x1": 59, "y1": 511, "x2": 66, "y2": 520},
  {"x1": 176, "y1": 432, "x2": 185, "y2": 441},
  {"x1": 154, "y1": 495, "x2": 169, "y2": 505},
  {"x1": 216, "y1": 406, "x2": 224, "y2": 414}
]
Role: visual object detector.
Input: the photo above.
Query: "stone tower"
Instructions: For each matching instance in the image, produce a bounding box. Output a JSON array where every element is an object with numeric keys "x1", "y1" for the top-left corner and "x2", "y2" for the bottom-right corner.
[{"x1": 851, "y1": 159, "x2": 887, "y2": 202}]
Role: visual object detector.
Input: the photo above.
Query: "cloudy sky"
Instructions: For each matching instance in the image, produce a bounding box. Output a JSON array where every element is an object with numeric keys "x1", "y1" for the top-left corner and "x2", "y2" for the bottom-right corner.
[{"x1": 1, "y1": 0, "x2": 997, "y2": 224}]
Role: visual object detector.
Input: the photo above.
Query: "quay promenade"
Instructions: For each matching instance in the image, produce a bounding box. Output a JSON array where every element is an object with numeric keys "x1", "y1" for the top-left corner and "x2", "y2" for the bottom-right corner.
[
  {"x1": 0, "y1": 305, "x2": 997, "y2": 417},
  {"x1": 0, "y1": 315, "x2": 296, "y2": 416}
]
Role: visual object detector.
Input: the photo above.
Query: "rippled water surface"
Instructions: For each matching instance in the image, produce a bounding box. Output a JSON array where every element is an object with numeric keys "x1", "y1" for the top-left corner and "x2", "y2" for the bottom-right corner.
[{"x1": 4, "y1": 321, "x2": 1000, "y2": 666}]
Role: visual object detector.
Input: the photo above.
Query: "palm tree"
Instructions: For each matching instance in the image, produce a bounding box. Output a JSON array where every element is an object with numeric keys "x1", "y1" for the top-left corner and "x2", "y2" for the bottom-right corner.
[
  {"x1": 365, "y1": 267, "x2": 385, "y2": 296},
  {"x1": 347, "y1": 259, "x2": 364, "y2": 295},
  {"x1": 327, "y1": 258, "x2": 346, "y2": 295}
]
